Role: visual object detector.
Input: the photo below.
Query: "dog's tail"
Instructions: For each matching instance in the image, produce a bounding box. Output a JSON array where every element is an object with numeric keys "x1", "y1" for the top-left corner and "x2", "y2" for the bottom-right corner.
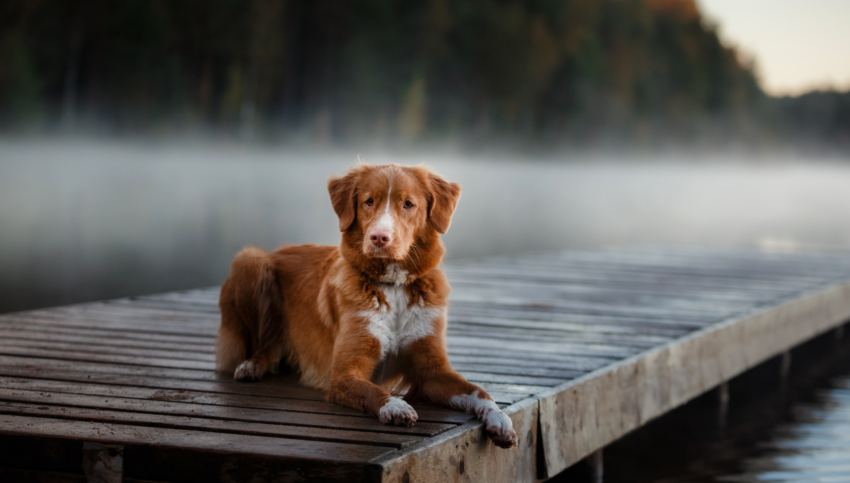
[{"x1": 216, "y1": 247, "x2": 285, "y2": 373}]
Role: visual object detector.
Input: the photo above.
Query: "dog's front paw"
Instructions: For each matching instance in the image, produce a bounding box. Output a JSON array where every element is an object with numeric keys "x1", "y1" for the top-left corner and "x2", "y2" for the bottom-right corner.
[
  {"x1": 378, "y1": 397, "x2": 418, "y2": 426},
  {"x1": 234, "y1": 360, "x2": 263, "y2": 381},
  {"x1": 485, "y1": 408, "x2": 518, "y2": 448}
]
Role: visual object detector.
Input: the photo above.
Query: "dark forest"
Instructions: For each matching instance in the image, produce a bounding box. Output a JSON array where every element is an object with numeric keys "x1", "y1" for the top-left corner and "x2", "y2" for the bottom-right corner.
[{"x1": 1, "y1": 0, "x2": 847, "y2": 147}]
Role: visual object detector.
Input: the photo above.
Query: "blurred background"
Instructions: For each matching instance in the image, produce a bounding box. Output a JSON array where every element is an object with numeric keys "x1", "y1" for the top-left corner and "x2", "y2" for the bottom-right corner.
[
  {"x1": 1, "y1": 0, "x2": 849, "y2": 314},
  {"x1": 2, "y1": 3, "x2": 850, "y2": 481}
]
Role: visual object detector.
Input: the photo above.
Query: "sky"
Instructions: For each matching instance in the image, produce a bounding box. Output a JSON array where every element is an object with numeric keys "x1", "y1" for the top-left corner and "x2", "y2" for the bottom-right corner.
[{"x1": 698, "y1": 0, "x2": 850, "y2": 96}]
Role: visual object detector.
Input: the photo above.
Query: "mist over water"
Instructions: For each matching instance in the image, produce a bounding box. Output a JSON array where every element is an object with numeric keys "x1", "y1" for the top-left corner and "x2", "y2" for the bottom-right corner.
[
  {"x1": 2, "y1": 139, "x2": 850, "y2": 481},
  {"x1": 2, "y1": 139, "x2": 850, "y2": 314}
]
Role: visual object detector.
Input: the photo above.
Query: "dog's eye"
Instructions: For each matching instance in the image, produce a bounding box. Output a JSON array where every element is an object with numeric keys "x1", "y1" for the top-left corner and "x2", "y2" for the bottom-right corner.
[
  {"x1": 365, "y1": 198, "x2": 374, "y2": 206},
  {"x1": 404, "y1": 201, "x2": 414, "y2": 209}
]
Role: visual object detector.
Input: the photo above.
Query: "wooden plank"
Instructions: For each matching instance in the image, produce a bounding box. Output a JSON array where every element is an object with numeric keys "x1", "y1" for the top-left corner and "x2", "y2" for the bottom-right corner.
[
  {"x1": 0, "y1": 354, "x2": 241, "y2": 385},
  {"x1": 445, "y1": 265, "x2": 816, "y2": 295},
  {"x1": 3, "y1": 247, "x2": 849, "y2": 483},
  {"x1": 448, "y1": 325, "x2": 672, "y2": 349},
  {"x1": 139, "y1": 290, "x2": 220, "y2": 304},
  {"x1": 446, "y1": 336, "x2": 638, "y2": 359},
  {"x1": 106, "y1": 298, "x2": 221, "y2": 313},
  {"x1": 447, "y1": 353, "x2": 613, "y2": 371},
  {"x1": 49, "y1": 304, "x2": 221, "y2": 321},
  {"x1": 0, "y1": 414, "x2": 389, "y2": 482},
  {"x1": 449, "y1": 362, "x2": 582, "y2": 380},
  {"x1": 0, "y1": 338, "x2": 215, "y2": 362},
  {"x1": 1, "y1": 321, "x2": 669, "y2": 360},
  {"x1": 535, "y1": 278, "x2": 850, "y2": 477},
  {"x1": 563, "y1": 248, "x2": 850, "y2": 273},
  {"x1": 0, "y1": 346, "x2": 214, "y2": 370},
  {"x1": 1, "y1": 313, "x2": 217, "y2": 337},
  {"x1": 0, "y1": 376, "x2": 465, "y2": 421},
  {"x1": 0, "y1": 357, "x2": 484, "y2": 412},
  {"x1": 451, "y1": 281, "x2": 759, "y2": 312},
  {"x1": 445, "y1": 346, "x2": 620, "y2": 366},
  {"x1": 448, "y1": 312, "x2": 695, "y2": 336},
  {"x1": 449, "y1": 294, "x2": 736, "y2": 322},
  {"x1": 473, "y1": 250, "x2": 850, "y2": 278},
  {"x1": 0, "y1": 357, "x2": 321, "y2": 397},
  {"x1": 371, "y1": 396, "x2": 539, "y2": 483},
  {"x1": 447, "y1": 259, "x2": 825, "y2": 287},
  {"x1": 0, "y1": 387, "x2": 454, "y2": 436},
  {"x1": 0, "y1": 355, "x2": 532, "y2": 404},
  {"x1": 473, "y1": 382, "x2": 551, "y2": 395},
  {"x1": 0, "y1": 324, "x2": 214, "y2": 346},
  {"x1": 0, "y1": 401, "x2": 425, "y2": 448},
  {"x1": 455, "y1": 371, "x2": 565, "y2": 387},
  {"x1": 0, "y1": 327, "x2": 215, "y2": 353},
  {"x1": 448, "y1": 306, "x2": 709, "y2": 329}
]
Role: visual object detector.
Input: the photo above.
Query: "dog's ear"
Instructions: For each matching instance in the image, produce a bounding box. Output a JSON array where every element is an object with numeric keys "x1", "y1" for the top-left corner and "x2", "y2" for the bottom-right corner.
[
  {"x1": 427, "y1": 172, "x2": 461, "y2": 234},
  {"x1": 328, "y1": 171, "x2": 358, "y2": 232}
]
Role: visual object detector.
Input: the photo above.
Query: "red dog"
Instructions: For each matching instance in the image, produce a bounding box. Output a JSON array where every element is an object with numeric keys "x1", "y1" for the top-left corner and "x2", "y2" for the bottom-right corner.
[{"x1": 216, "y1": 163, "x2": 517, "y2": 448}]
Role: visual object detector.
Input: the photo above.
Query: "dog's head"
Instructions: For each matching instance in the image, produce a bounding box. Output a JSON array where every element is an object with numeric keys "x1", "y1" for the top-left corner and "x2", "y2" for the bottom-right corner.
[{"x1": 328, "y1": 164, "x2": 461, "y2": 265}]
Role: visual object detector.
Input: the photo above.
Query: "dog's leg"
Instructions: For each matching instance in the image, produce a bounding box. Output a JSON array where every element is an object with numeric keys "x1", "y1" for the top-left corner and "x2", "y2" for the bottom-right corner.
[
  {"x1": 405, "y1": 336, "x2": 518, "y2": 448},
  {"x1": 233, "y1": 275, "x2": 286, "y2": 381},
  {"x1": 219, "y1": 247, "x2": 286, "y2": 382},
  {"x1": 326, "y1": 330, "x2": 418, "y2": 426},
  {"x1": 233, "y1": 291, "x2": 285, "y2": 382}
]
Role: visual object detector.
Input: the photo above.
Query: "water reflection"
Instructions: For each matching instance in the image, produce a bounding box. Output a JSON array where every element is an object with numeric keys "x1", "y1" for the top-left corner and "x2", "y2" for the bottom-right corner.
[{"x1": 721, "y1": 376, "x2": 850, "y2": 483}]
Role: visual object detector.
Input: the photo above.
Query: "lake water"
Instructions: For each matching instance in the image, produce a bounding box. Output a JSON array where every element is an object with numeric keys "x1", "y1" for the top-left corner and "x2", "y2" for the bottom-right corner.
[
  {"x1": 1, "y1": 139, "x2": 850, "y2": 480},
  {"x1": 2, "y1": 139, "x2": 850, "y2": 313}
]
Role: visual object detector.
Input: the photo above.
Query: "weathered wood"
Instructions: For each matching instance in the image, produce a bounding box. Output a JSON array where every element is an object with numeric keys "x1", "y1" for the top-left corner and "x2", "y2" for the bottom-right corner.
[
  {"x1": 2, "y1": 246, "x2": 850, "y2": 482},
  {"x1": 446, "y1": 262, "x2": 815, "y2": 291},
  {"x1": 535, "y1": 278, "x2": 850, "y2": 477},
  {"x1": 0, "y1": 358, "x2": 513, "y2": 404},
  {"x1": 0, "y1": 401, "x2": 425, "y2": 448},
  {"x1": 3, "y1": 313, "x2": 217, "y2": 337},
  {"x1": 0, "y1": 415, "x2": 390, "y2": 482},
  {"x1": 0, "y1": 388, "x2": 455, "y2": 436},
  {"x1": 371, "y1": 396, "x2": 539, "y2": 483},
  {"x1": 0, "y1": 376, "x2": 470, "y2": 424},
  {"x1": 0, "y1": 326, "x2": 214, "y2": 350},
  {"x1": 0, "y1": 346, "x2": 215, "y2": 370},
  {"x1": 0, "y1": 338, "x2": 216, "y2": 362},
  {"x1": 448, "y1": 324, "x2": 672, "y2": 348},
  {"x1": 448, "y1": 313, "x2": 694, "y2": 336}
]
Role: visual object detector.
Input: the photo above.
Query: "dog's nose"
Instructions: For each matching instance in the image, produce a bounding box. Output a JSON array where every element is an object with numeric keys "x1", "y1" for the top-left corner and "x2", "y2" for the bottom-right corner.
[{"x1": 370, "y1": 231, "x2": 391, "y2": 248}]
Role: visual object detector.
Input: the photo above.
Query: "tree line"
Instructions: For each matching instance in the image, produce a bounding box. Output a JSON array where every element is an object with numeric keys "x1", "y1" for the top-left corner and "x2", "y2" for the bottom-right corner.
[{"x1": 0, "y1": 0, "x2": 846, "y2": 147}]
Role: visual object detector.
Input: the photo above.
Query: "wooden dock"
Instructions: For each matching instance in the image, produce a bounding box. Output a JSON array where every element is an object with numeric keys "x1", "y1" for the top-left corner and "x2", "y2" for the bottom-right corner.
[{"x1": 1, "y1": 246, "x2": 850, "y2": 482}]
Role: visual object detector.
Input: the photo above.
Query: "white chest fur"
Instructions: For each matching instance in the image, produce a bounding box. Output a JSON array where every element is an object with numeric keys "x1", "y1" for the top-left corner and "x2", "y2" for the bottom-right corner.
[{"x1": 359, "y1": 276, "x2": 444, "y2": 359}]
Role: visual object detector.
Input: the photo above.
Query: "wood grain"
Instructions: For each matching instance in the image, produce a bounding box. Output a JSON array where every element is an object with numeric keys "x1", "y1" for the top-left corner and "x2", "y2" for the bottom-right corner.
[{"x1": 2, "y1": 247, "x2": 850, "y2": 482}]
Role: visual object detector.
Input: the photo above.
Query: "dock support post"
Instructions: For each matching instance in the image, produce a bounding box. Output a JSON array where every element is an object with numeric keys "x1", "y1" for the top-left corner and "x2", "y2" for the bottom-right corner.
[
  {"x1": 82, "y1": 442, "x2": 123, "y2": 483},
  {"x1": 587, "y1": 449, "x2": 603, "y2": 483},
  {"x1": 717, "y1": 381, "x2": 729, "y2": 428},
  {"x1": 837, "y1": 324, "x2": 845, "y2": 341},
  {"x1": 780, "y1": 351, "x2": 792, "y2": 381}
]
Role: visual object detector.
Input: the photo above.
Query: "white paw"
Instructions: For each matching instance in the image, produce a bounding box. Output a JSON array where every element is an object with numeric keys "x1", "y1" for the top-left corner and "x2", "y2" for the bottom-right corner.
[
  {"x1": 234, "y1": 360, "x2": 262, "y2": 381},
  {"x1": 484, "y1": 407, "x2": 518, "y2": 448},
  {"x1": 378, "y1": 397, "x2": 418, "y2": 426},
  {"x1": 450, "y1": 391, "x2": 518, "y2": 448}
]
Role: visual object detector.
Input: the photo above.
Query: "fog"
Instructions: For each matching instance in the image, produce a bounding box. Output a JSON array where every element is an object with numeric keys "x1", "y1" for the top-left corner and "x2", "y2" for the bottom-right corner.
[{"x1": 2, "y1": 139, "x2": 849, "y2": 313}]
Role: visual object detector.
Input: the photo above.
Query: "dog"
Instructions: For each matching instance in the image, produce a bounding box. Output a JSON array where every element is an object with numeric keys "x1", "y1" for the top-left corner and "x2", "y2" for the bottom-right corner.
[{"x1": 215, "y1": 163, "x2": 517, "y2": 448}]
